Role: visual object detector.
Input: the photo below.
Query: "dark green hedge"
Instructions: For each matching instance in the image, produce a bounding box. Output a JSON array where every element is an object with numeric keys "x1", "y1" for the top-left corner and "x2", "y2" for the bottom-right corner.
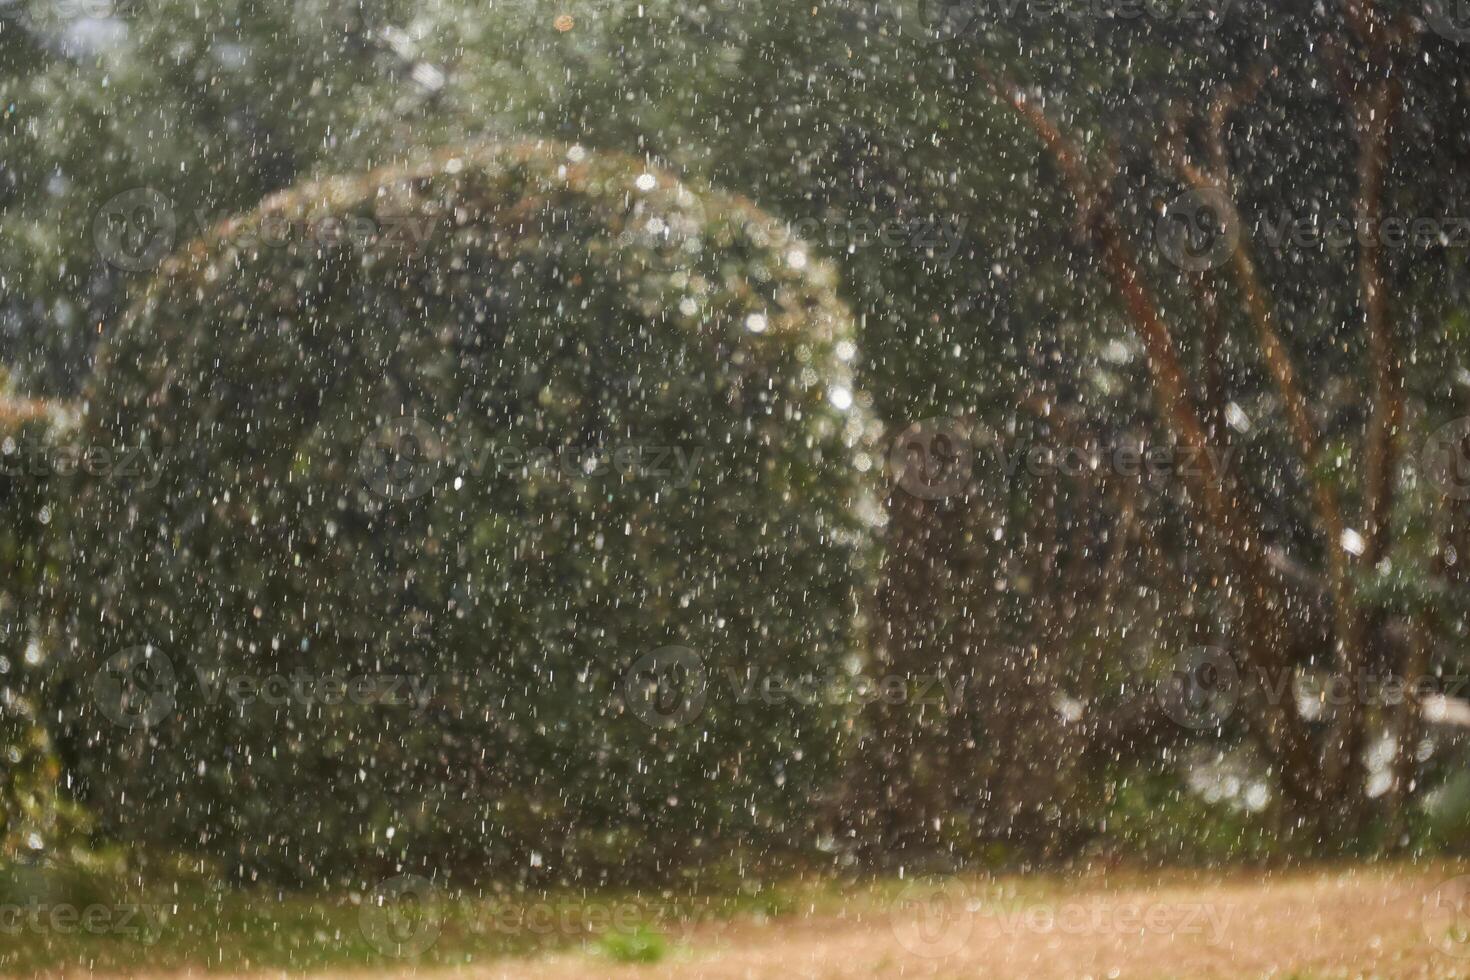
[
  {"x1": 51, "y1": 143, "x2": 874, "y2": 885},
  {"x1": 0, "y1": 398, "x2": 86, "y2": 862}
]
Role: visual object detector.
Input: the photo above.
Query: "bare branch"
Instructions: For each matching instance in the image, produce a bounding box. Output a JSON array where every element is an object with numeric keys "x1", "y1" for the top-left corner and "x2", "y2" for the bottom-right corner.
[
  {"x1": 1355, "y1": 75, "x2": 1403, "y2": 568},
  {"x1": 979, "y1": 67, "x2": 1285, "y2": 646}
]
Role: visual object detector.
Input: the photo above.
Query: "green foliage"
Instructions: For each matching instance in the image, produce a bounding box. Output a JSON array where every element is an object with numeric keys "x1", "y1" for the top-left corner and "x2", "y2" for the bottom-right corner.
[
  {"x1": 0, "y1": 394, "x2": 88, "y2": 863},
  {"x1": 1420, "y1": 771, "x2": 1470, "y2": 853},
  {"x1": 3, "y1": 0, "x2": 423, "y2": 388},
  {"x1": 6, "y1": 0, "x2": 1470, "y2": 872},
  {"x1": 595, "y1": 924, "x2": 668, "y2": 964},
  {"x1": 1096, "y1": 767, "x2": 1280, "y2": 865},
  {"x1": 50, "y1": 141, "x2": 875, "y2": 886}
]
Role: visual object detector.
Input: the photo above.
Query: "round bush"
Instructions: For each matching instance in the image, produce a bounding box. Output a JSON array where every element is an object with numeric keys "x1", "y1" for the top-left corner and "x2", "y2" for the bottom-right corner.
[{"x1": 52, "y1": 142, "x2": 873, "y2": 885}]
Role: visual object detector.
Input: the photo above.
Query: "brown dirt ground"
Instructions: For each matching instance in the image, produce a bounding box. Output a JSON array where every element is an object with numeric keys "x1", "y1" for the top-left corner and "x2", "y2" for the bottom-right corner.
[{"x1": 145, "y1": 866, "x2": 1470, "y2": 979}]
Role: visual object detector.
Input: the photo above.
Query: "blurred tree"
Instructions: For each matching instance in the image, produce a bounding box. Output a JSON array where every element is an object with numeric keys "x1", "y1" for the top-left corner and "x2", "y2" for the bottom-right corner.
[
  {"x1": 51, "y1": 142, "x2": 872, "y2": 885},
  {"x1": 0, "y1": 392, "x2": 84, "y2": 862},
  {"x1": 972, "y1": 0, "x2": 1470, "y2": 842},
  {"x1": 3, "y1": 0, "x2": 1468, "y2": 865}
]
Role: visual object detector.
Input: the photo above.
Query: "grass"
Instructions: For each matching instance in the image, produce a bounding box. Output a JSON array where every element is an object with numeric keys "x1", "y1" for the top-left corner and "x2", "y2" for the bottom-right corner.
[
  {"x1": 0, "y1": 860, "x2": 1463, "y2": 975},
  {"x1": 0, "y1": 867, "x2": 789, "y2": 975},
  {"x1": 594, "y1": 925, "x2": 668, "y2": 964}
]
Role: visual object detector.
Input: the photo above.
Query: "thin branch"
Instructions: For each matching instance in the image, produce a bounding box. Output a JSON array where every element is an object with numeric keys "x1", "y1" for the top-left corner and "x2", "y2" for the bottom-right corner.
[
  {"x1": 1163, "y1": 81, "x2": 1367, "y2": 790},
  {"x1": 1188, "y1": 272, "x2": 1228, "y2": 445},
  {"x1": 1355, "y1": 75, "x2": 1403, "y2": 568},
  {"x1": 979, "y1": 67, "x2": 1283, "y2": 649},
  {"x1": 1205, "y1": 66, "x2": 1269, "y2": 177},
  {"x1": 1160, "y1": 80, "x2": 1349, "y2": 570}
]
